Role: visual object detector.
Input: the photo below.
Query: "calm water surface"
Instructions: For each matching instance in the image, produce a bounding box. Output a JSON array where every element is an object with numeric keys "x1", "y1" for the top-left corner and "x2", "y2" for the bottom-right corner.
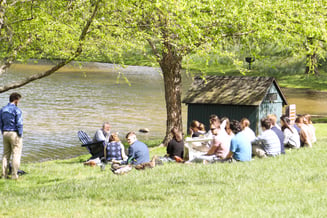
[{"x1": 0, "y1": 62, "x2": 326, "y2": 162}]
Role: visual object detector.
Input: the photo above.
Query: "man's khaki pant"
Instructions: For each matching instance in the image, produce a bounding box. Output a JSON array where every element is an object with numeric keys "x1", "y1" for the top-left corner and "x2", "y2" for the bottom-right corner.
[{"x1": 2, "y1": 131, "x2": 23, "y2": 179}]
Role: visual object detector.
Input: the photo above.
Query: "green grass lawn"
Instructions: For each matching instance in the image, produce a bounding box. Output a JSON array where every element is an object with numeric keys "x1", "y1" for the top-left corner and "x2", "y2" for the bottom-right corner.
[{"x1": 1, "y1": 124, "x2": 327, "y2": 218}]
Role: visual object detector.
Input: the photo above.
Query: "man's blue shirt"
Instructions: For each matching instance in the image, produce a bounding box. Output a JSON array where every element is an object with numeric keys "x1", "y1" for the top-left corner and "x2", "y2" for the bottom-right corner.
[
  {"x1": 230, "y1": 131, "x2": 252, "y2": 161},
  {"x1": 126, "y1": 140, "x2": 150, "y2": 165},
  {"x1": 0, "y1": 103, "x2": 23, "y2": 136}
]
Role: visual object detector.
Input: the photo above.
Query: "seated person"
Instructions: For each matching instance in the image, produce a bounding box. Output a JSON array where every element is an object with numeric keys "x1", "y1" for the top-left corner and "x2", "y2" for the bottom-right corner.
[
  {"x1": 240, "y1": 118, "x2": 256, "y2": 143},
  {"x1": 220, "y1": 117, "x2": 234, "y2": 149},
  {"x1": 192, "y1": 124, "x2": 229, "y2": 163},
  {"x1": 293, "y1": 118, "x2": 301, "y2": 134},
  {"x1": 207, "y1": 124, "x2": 230, "y2": 159},
  {"x1": 280, "y1": 115, "x2": 300, "y2": 149},
  {"x1": 221, "y1": 117, "x2": 234, "y2": 137},
  {"x1": 105, "y1": 133, "x2": 128, "y2": 162},
  {"x1": 189, "y1": 120, "x2": 204, "y2": 138},
  {"x1": 166, "y1": 127, "x2": 184, "y2": 161},
  {"x1": 198, "y1": 123, "x2": 206, "y2": 135},
  {"x1": 205, "y1": 114, "x2": 220, "y2": 138},
  {"x1": 252, "y1": 118, "x2": 281, "y2": 158},
  {"x1": 224, "y1": 120, "x2": 252, "y2": 162},
  {"x1": 295, "y1": 115, "x2": 312, "y2": 147},
  {"x1": 93, "y1": 121, "x2": 111, "y2": 143},
  {"x1": 122, "y1": 132, "x2": 150, "y2": 165},
  {"x1": 267, "y1": 114, "x2": 285, "y2": 154},
  {"x1": 303, "y1": 114, "x2": 316, "y2": 144}
]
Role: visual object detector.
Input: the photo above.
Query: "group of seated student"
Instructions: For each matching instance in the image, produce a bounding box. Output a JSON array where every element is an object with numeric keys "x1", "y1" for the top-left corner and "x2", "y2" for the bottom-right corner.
[
  {"x1": 186, "y1": 113, "x2": 316, "y2": 162},
  {"x1": 294, "y1": 114, "x2": 316, "y2": 147},
  {"x1": 92, "y1": 122, "x2": 150, "y2": 167},
  {"x1": 91, "y1": 113, "x2": 316, "y2": 170},
  {"x1": 188, "y1": 115, "x2": 252, "y2": 163}
]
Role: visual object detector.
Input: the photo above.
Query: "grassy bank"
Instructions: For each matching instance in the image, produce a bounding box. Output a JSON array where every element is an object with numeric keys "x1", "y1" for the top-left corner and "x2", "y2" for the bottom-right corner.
[{"x1": 1, "y1": 124, "x2": 326, "y2": 217}]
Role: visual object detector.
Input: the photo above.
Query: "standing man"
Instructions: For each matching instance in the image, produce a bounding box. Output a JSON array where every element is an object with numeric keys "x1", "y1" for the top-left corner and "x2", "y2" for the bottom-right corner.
[{"x1": 0, "y1": 92, "x2": 23, "y2": 179}]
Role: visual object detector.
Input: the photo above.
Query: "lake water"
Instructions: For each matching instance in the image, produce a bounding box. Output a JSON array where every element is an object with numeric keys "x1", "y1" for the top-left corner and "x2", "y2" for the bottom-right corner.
[{"x1": 0, "y1": 62, "x2": 326, "y2": 162}]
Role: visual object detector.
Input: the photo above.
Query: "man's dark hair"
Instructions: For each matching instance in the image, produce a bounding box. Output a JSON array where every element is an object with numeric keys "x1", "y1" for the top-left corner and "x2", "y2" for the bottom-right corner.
[
  {"x1": 9, "y1": 92, "x2": 22, "y2": 102},
  {"x1": 260, "y1": 118, "x2": 271, "y2": 130},
  {"x1": 230, "y1": 120, "x2": 242, "y2": 134}
]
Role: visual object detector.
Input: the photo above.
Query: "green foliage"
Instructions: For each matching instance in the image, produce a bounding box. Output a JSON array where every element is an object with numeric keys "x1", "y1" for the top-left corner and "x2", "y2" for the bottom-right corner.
[
  {"x1": 0, "y1": 0, "x2": 101, "y2": 63},
  {"x1": 2, "y1": 0, "x2": 327, "y2": 75},
  {"x1": 1, "y1": 125, "x2": 327, "y2": 217}
]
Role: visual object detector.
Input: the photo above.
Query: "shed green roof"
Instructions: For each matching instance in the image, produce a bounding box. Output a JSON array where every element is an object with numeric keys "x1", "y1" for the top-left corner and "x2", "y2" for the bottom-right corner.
[{"x1": 182, "y1": 76, "x2": 287, "y2": 106}]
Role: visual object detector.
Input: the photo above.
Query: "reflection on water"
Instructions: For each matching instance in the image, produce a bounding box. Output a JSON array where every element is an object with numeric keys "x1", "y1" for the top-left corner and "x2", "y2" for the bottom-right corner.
[{"x1": 0, "y1": 62, "x2": 326, "y2": 162}]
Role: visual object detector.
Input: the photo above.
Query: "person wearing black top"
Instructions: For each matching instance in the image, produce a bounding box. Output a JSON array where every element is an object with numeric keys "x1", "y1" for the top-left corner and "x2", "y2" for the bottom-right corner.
[{"x1": 167, "y1": 127, "x2": 184, "y2": 159}]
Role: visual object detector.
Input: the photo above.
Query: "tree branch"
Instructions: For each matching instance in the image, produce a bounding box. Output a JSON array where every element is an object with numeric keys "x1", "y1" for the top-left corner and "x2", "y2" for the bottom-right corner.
[
  {"x1": 146, "y1": 38, "x2": 160, "y2": 59},
  {"x1": 0, "y1": 36, "x2": 33, "y2": 76},
  {"x1": 9, "y1": 17, "x2": 33, "y2": 25},
  {"x1": 0, "y1": 0, "x2": 101, "y2": 93}
]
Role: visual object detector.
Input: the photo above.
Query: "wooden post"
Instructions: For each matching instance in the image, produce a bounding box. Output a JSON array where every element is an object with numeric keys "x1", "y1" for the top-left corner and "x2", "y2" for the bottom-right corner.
[{"x1": 286, "y1": 104, "x2": 296, "y2": 125}]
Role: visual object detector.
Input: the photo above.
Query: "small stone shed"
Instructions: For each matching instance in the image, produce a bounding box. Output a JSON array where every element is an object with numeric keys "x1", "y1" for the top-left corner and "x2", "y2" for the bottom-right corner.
[{"x1": 182, "y1": 76, "x2": 288, "y2": 134}]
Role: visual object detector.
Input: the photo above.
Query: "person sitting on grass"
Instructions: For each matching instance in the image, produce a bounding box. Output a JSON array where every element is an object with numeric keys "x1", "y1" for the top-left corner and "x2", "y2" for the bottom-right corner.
[
  {"x1": 189, "y1": 120, "x2": 204, "y2": 138},
  {"x1": 224, "y1": 120, "x2": 252, "y2": 162},
  {"x1": 105, "y1": 133, "x2": 128, "y2": 162},
  {"x1": 303, "y1": 114, "x2": 316, "y2": 144},
  {"x1": 295, "y1": 115, "x2": 312, "y2": 147},
  {"x1": 267, "y1": 114, "x2": 285, "y2": 155},
  {"x1": 207, "y1": 123, "x2": 230, "y2": 159},
  {"x1": 122, "y1": 131, "x2": 150, "y2": 165},
  {"x1": 191, "y1": 124, "x2": 230, "y2": 163},
  {"x1": 206, "y1": 114, "x2": 220, "y2": 138},
  {"x1": 198, "y1": 123, "x2": 206, "y2": 135},
  {"x1": 252, "y1": 118, "x2": 281, "y2": 158},
  {"x1": 111, "y1": 132, "x2": 161, "y2": 174},
  {"x1": 280, "y1": 115, "x2": 300, "y2": 149},
  {"x1": 166, "y1": 127, "x2": 184, "y2": 162},
  {"x1": 240, "y1": 118, "x2": 256, "y2": 143}
]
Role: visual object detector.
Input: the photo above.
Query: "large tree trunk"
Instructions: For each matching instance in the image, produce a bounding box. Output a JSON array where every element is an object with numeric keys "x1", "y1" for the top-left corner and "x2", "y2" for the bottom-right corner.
[
  {"x1": 159, "y1": 52, "x2": 183, "y2": 146},
  {"x1": 305, "y1": 52, "x2": 319, "y2": 75}
]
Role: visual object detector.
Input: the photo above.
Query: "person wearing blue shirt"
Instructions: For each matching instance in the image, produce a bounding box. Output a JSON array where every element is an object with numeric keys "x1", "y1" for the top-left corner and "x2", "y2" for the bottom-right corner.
[
  {"x1": 225, "y1": 120, "x2": 252, "y2": 162},
  {"x1": 0, "y1": 92, "x2": 23, "y2": 179},
  {"x1": 124, "y1": 131, "x2": 150, "y2": 165}
]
